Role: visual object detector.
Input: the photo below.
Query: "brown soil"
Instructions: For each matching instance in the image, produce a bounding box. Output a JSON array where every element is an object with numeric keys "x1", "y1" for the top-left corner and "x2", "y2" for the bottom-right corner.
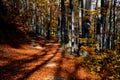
[{"x1": 0, "y1": 37, "x2": 100, "y2": 80}]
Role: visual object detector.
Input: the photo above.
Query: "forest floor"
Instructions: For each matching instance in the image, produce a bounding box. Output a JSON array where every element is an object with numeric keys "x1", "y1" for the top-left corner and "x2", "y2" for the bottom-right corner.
[{"x1": 0, "y1": 36, "x2": 101, "y2": 80}]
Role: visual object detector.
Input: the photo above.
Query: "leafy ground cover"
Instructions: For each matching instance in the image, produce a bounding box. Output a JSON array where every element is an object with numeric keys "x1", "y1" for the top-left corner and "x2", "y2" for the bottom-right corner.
[
  {"x1": 0, "y1": 36, "x2": 119, "y2": 80},
  {"x1": 85, "y1": 52, "x2": 120, "y2": 79}
]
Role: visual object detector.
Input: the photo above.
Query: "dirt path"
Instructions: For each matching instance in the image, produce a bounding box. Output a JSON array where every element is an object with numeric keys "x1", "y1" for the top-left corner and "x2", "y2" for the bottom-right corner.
[{"x1": 0, "y1": 37, "x2": 99, "y2": 80}]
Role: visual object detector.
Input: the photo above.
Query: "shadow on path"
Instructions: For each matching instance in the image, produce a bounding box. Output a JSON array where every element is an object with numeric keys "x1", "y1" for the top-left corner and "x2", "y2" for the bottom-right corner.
[{"x1": 0, "y1": 42, "x2": 59, "y2": 80}]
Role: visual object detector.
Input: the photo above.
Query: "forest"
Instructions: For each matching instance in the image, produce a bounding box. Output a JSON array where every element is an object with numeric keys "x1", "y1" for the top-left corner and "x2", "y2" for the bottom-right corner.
[{"x1": 0, "y1": 0, "x2": 120, "y2": 80}]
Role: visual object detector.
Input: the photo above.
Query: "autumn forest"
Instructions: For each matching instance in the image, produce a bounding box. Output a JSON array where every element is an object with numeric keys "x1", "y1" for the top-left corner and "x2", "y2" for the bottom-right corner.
[{"x1": 0, "y1": 0, "x2": 120, "y2": 80}]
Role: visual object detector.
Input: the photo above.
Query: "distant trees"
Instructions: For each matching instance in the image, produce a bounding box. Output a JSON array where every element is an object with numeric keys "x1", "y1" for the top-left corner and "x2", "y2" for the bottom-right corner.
[
  {"x1": 0, "y1": 0, "x2": 30, "y2": 45},
  {"x1": 0, "y1": 0, "x2": 119, "y2": 53}
]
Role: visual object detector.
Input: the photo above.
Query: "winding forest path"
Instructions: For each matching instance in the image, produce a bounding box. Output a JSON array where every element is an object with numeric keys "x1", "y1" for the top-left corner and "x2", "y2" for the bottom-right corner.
[{"x1": 0, "y1": 36, "x2": 99, "y2": 80}]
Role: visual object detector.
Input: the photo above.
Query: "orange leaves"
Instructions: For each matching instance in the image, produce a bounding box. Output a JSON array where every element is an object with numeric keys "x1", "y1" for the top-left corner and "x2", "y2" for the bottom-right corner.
[
  {"x1": 80, "y1": 46, "x2": 95, "y2": 53},
  {"x1": 82, "y1": 49, "x2": 120, "y2": 79}
]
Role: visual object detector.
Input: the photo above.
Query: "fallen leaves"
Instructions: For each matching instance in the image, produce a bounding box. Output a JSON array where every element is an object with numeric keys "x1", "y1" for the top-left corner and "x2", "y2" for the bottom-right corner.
[
  {"x1": 0, "y1": 36, "x2": 119, "y2": 79},
  {"x1": 0, "y1": 38, "x2": 97, "y2": 80}
]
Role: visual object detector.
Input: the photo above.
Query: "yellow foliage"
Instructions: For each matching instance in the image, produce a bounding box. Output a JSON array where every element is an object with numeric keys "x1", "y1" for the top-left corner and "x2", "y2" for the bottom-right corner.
[
  {"x1": 78, "y1": 8, "x2": 98, "y2": 13},
  {"x1": 108, "y1": 76, "x2": 114, "y2": 79},
  {"x1": 96, "y1": 66, "x2": 101, "y2": 72},
  {"x1": 39, "y1": 0, "x2": 47, "y2": 3},
  {"x1": 80, "y1": 46, "x2": 95, "y2": 52}
]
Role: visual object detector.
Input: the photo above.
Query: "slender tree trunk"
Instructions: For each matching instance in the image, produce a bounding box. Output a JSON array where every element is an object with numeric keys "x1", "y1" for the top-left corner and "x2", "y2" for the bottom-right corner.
[
  {"x1": 99, "y1": 0, "x2": 106, "y2": 52},
  {"x1": 46, "y1": 0, "x2": 51, "y2": 39},
  {"x1": 57, "y1": 0, "x2": 61, "y2": 42},
  {"x1": 78, "y1": 0, "x2": 82, "y2": 37},
  {"x1": 112, "y1": 0, "x2": 116, "y2": 49},
  {"x1": 69, "y1": 0, "x2": 74, "y2": 54},
  {"x1": 61, "y1": 0, "x2": 66, "y2": 52}
]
